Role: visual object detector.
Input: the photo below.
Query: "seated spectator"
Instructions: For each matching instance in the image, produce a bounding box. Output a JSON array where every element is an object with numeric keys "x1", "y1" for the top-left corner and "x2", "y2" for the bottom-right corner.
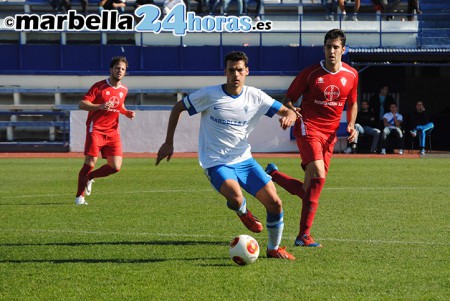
[
  {"x1": 99, "y1": 0, "x2": 127, "y2": 14},
  {"x1": 180, "y1": 0, "x2": 206, "y2": 15},
  {"x1": 162, "y1": 0, "x2": 183, "y2": 15},
  {"x1": 81, "y1": 0, "x2": 88, "y2": 14},
  {"x1": 380, "y1": 102, "x2": 404, "y2": 155},
  {"x1": 372, "y1": 0, "x2": 401, "y2": 20},
  {"x1": 369, "y1": 84, "x2": 395, "y2": 129},
  {"x1": 243, "y1": 0, "x2": 264, "y2": 21},
  {"x1": 407, "y1": 0, "x2": 421, "y2": 21},
  {"x1": 323, "y1": 0, "x2": 338, "y2": 21},
  {"x1": 338, "y1": 0, "x2": 360, "y2": 21},
  {"x1": 408, "y1": 100, "x2": 434, "y2": 155},
  {"x1": 134, "y1": 0, "x2": 154, "y2": 10},
  {"x1": 193, "y1": 0, "x2": 207, "y2": 15},
  {"x1": 49, "y1": 0, "x2": 72, "y2": 13},
  {"x1": 223, "y1": 0, "x2": 243, "y2": 16},
  {"x1": 345, "y1": 100, "x2": 381, "y2": 154}
]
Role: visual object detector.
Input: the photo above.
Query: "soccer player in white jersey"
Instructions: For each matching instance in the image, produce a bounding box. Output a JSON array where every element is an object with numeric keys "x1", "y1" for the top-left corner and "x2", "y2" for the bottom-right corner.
[{"x1": 156, "y1": 51, "x2": 297, "y2": 260}]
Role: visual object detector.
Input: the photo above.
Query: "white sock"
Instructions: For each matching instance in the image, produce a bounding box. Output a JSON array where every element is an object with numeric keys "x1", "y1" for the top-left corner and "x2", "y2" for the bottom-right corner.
[{"x1": 267, "y1": 211, "x2": 284, "y2": 250}]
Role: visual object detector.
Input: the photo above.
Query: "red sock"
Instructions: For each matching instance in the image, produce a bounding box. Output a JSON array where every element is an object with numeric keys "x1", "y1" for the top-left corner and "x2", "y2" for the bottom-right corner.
[
  {"x1": 271, "y1": 170, "x2": 305, "y2": 199},
  {"x1": 89, "y1": 164, "x2": 119, "y2": 179},
  {"x1": 76, "y1": 164, "x2": 93, "y2": 197},
  {"x1": 299, "y1": 177, "x2": 325, "y2": 236}
]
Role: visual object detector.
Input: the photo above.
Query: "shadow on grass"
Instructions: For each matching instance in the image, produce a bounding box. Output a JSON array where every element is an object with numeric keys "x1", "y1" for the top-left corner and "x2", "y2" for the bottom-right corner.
[
  {"x1": 0, "y1": 202, "x2": 68, "y2": 206},
  {"x1": 0, "y1": 240, "x2": 233, "y2": 265},
  {"x1": 1, "y1": 240, "x2": 229, "y2": 247}
]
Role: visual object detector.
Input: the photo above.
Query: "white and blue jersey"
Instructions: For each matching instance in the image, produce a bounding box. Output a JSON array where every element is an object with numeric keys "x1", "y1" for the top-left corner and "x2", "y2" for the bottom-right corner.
[
  {"x1": 383, "y1": 111, "x2": 403, "y2": 129},
  {"x1": 182, "y1": 84, "x2": 282, "y2": 169}
]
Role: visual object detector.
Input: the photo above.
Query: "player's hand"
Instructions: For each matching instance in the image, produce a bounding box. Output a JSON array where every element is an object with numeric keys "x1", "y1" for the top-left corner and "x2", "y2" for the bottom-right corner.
[
  {"x1": 347, "y1": 127, "x2": 358, "y2": 143},
  {"x1": 279, "y1": 108, "x2": 297, "y2": 130},
  {"x1": 100, "y1": 102, "x2": 110, "y2": 111},
  {"x1": 126, "y1": 110, "x2": 135, "y2": 120},
  {"x1": 155, "y1": 142, "x2": 174, "y2": 166}
]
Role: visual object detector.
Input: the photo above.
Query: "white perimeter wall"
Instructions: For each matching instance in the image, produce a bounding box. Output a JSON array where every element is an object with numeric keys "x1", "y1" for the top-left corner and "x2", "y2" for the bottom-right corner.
[{"x1": 70, "y1": 110, "x2": 300, "y2": 153}]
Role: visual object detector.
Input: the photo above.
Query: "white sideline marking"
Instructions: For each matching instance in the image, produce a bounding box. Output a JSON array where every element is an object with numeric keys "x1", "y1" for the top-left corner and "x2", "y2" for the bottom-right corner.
[
  {"x1": 1, "y1": 228, "x2": 449, "y2": 246},
  {"x1": 0, "y1": 189, "x2": 215, "y2": 199}
]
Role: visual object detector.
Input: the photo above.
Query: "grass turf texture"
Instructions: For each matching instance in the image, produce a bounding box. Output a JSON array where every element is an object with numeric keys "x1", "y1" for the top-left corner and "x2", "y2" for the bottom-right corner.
[{"x1": 0, "y1": 157, "x2": 449, "y2": 300}]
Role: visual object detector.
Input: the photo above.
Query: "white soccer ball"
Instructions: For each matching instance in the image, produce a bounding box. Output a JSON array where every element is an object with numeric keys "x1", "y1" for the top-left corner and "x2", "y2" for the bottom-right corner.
[{"x1": 229, "y1": 234, "x2": 260, "y2": 266}]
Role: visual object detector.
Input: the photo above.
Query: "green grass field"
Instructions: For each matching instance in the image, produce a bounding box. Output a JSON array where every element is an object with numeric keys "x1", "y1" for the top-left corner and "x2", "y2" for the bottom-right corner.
[{"x1": 0, "y1": 156, "x2": 449, "y2": 300}]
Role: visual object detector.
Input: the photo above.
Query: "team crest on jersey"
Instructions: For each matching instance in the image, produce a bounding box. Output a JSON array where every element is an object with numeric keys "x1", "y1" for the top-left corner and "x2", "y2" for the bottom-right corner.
[
  {"x1": 318, "y1": 77, "x2": 324, "y2": 84},
  {"x1": 106, "y1": 91, "x2": 110, "y2": 95},
  {"x1": 340, "y1": 77, "x2": 347, "y2": 86},
  {"x1": 244, "y1": 105, "x2": 249, "y2": 114},
  {"x1": 119, "y1": 92, "x2": 124, "y2": 99}
]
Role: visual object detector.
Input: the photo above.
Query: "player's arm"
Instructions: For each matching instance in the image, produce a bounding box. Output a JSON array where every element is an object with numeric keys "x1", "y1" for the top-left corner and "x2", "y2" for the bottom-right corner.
[
  {"x1": 78, "y1": 99, "x2": 110, "y2": 111},
  {"x1": 155, "y1": 101, "x2": 186, "y2": 166},
  {"x1": 119, "y1": 104, "x2": 135, "y2": 120},
  {"x1": 346, "y1": 100, "x2": 358, "y2": 143},
  {"x1": 276, "y1": 104, "x2": 297, "y2": 130}
]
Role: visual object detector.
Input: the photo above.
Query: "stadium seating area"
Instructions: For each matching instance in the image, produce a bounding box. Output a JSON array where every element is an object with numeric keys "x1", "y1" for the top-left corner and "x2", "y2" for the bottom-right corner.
[{"x1": 0, "y1": 0, "x2": 449, "y2": 151}]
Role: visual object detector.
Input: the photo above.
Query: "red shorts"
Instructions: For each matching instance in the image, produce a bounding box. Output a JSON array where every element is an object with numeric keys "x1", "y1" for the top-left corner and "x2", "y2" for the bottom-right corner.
[
  {"x1": 296, "y1": 134, "x2": 336, "y2": 172},
  {"x1": 84, "y1": 131, "x2": 123, "y2": 158}
]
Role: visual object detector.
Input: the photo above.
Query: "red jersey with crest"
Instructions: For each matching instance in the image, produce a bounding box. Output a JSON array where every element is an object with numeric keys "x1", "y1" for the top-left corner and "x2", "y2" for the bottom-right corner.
[
  {"x1": 83, "y1": 78, "x2": 128, "y2": 136},
  {"x1": 287, "y1": 61, "x2": 358, "y2": 138}
]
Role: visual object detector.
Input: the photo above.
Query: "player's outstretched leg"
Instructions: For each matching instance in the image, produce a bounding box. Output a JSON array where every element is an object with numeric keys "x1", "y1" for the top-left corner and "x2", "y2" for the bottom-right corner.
[
  {"x1": 88, "y1": 164, "x2": 119, "y2": 179},
  {"x1": 265, "y1": 163, "x2": 305, "y2": 199}
]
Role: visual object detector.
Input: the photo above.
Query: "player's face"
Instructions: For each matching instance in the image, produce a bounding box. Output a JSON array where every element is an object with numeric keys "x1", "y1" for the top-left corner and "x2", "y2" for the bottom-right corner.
[
  {"x1": 323, "y1": 38, "x2": 345, "y2": 67},
  {"x1": 110, "y1": 61, "x2": 127, "y2": 83},
  {"x1": 224, "y1": 60, "x2": 249, "y2": 94}
]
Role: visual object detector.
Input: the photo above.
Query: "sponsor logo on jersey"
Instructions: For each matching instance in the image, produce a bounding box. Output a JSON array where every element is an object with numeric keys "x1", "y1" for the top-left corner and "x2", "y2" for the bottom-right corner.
[{"x1": 323, "y1": 85, "x2": 340, "y2": 101}]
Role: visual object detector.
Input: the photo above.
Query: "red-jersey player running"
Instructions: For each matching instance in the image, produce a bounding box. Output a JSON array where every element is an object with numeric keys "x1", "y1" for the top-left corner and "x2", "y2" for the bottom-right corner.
[
  {"x1": 265, "y1": 29, "x2": 358, "y2": 247},
  {"x1": 74, "y1": 56, "x2": 135, "y2": 205}
]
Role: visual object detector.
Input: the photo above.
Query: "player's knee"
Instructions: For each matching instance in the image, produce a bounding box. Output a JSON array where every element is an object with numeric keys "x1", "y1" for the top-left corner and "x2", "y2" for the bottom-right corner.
[{"x1": 265, "y1": 198, "x2": 283, "y2": 214}]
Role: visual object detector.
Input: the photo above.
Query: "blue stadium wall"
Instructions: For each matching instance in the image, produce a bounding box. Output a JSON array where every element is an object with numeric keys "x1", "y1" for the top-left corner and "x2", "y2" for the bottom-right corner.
[{"x1": 1, "y1": 45, "x2": 327, "y2": 75}]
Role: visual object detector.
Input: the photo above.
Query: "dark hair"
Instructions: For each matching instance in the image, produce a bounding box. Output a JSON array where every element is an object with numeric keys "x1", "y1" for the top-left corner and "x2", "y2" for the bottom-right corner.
[
  {"x1": 361, "y1": 100, "x2": 369, "y2": 105},
  {"x1": 224, "y1": 51, "x2": 248, "y2": 67},
  {"x1": 324, "y1": 29, "x2": 346, "y2": 46},
  {"x1": 110, "y1": 56, "x2": 128, "y2": 69}
]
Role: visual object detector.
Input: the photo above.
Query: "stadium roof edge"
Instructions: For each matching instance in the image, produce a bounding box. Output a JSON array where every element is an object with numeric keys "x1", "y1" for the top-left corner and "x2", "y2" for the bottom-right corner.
[{"x1": 348, "y1": 47, "x2": 450, "y2": 67}]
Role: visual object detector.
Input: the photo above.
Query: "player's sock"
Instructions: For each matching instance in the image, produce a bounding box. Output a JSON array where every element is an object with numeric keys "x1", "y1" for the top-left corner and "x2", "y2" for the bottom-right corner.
[
  {"x1": 76, "y1": 163, "x2": 93, "y2": 197},
  {"x1": 266, "y1": 210, "x2": 284, "y2": 250},
  {"x1": 271, "y1": 170, "x2": 305, "y2": 199},
  {"x1": 299, "y1": 177, "x2": 325, "y2": 236},
  {"x1": 227, "y1": 198, "x2": 247, "y2": 216},
  {"x1": 88, "y1": 164, "x2": 119, "y2": 179}
]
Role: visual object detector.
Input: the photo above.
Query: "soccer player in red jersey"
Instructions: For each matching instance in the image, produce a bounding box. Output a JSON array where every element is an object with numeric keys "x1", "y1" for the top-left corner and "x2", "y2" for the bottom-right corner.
[
  {"x1": 74, "y1": 56, "x2": 135, "y2": 205},
  {"x1": 265, "y1": 29, "x2": 358, "y2": 247}
]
